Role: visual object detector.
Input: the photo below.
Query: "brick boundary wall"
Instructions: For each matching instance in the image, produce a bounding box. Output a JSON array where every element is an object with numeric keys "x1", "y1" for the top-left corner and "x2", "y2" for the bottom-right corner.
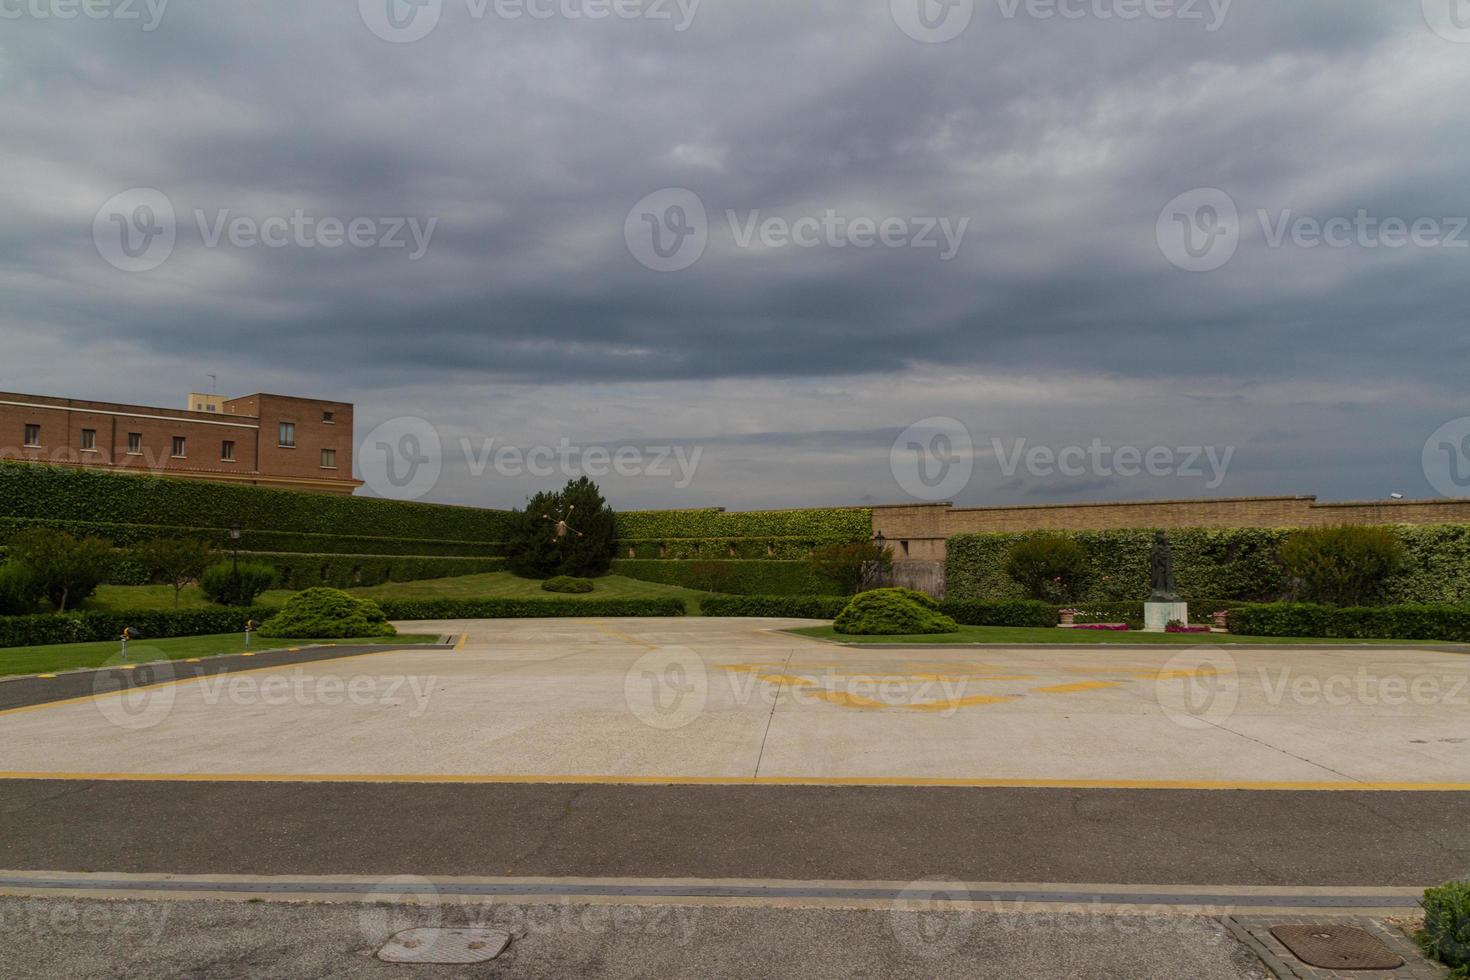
[{"x1": 871, "y1": 496, "x2": 1470, "y2": 563}]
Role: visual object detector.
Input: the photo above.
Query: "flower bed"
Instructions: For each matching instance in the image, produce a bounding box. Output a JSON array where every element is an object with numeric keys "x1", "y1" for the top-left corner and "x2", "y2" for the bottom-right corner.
[
  {"x1": 1166, "y1": 624, "x2": 1212, "y2": 634},
  {"x1": 1062, "y1": 622, "x2": 1130, "y2": 631}
]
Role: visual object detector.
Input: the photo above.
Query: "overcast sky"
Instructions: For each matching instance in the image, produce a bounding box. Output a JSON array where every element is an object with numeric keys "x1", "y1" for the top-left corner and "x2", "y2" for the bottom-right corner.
[{"x1": 2, "y1": 0, "x2": 1467, "y2": 511}]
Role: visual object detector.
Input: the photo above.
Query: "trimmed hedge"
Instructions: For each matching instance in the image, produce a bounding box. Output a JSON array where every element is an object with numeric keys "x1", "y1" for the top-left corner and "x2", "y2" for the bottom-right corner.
[
  {"x1": 700, "y1": 595, "x2": 850, "y2": 619},
  {"x1": 102, "y1": 551, "x2": 505, "y2": 589},
  {"x1": 376, "y1": 597, "x2": 686, "y2": 619},
  {"x1": 1227, "y1": 603, "x2": 1470, "y2": 642},
  {"x1": 614, "y1": 508, "x2": 871, "y2": 542},
  {"x1": 0, "y1": 606, "x2": 276, "y2": 649},
  {"x1": 616, "y1": 536, "x2": 838, "y2": 561},
  {"x1": 0, "y1": 462, "x2": 515, "y2": 541},
  {"x1": 612, "y1": 559, "x2": 842, "y2": 596},
  {"x1": 947, "y1": 525, "x2": 1470, "y2": 606},
  {"x1": 0, "y1": 517, "x2": 504, "y2": 558},
  {"x1": 939, "y1": 599, "x2": 1060, "y2": 628}
]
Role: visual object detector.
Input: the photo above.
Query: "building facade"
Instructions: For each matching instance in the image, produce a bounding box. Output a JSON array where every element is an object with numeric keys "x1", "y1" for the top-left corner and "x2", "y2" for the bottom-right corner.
[{"x1": 0, "y1": 390, "x2": 361, "y2": 495}]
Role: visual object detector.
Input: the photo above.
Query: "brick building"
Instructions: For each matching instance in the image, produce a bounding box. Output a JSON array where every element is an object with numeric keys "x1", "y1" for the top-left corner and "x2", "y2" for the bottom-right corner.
[{"x1": 0, "y1": 390, "x2": 361, "y2": 495}]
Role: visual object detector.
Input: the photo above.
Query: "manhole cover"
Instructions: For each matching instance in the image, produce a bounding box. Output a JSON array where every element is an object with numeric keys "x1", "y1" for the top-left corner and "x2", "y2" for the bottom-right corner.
[
  {"x1": 376, "y1": 927, "x2": 510, "y2": 964},
  {"x1": 1269, "y1": 925, "x2": 1404, "y2": 971}
]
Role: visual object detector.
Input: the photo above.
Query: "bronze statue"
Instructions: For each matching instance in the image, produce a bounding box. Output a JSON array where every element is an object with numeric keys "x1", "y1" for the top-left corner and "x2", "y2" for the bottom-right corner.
[{"x1": 1149, "y1": 530, "x2": 1178, "y2": 602}]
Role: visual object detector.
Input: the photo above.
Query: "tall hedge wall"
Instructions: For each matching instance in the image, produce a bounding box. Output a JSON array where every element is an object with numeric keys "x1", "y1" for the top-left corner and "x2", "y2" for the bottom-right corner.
[
  {"x1": 946, "y1": 525, "x2": 1470, "y2": 605},
  {"x1": 613, "y1": 508, "x2": 871, "y2": 542},
  {"x1": 611, "y1": 559, "x2": 842, "y2": 596},
  {"x1": 0, "y1": 462, "x2": 515, "y2": 541}
]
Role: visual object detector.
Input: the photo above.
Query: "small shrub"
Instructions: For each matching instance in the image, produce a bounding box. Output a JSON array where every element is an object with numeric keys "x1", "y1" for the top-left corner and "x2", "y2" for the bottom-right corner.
[
  {"x1": 1279, "y1": 525, "x2": 1405, "y2": 606},
  {"x1": 1421, "y1": 879, "x2": 1470, "y2": 976},
  {"x1": 258, "y1": 587, "x2": 395, "y2": 639},
  {"x1": 808, "y1": 541, "x2": 893, "y2": 596},
  {"x1": 133, "y1": 538, "x2": 214, "y2": 608},
  {"x1": 0, "y1": 561, "x2": 42, "y2": 615},
  {"x1": 542, "y1": 576, "x2": 594, "y2": 594},
  {"x1": 1004, "y1": 536, "x2": 1090, "y2": 602},
  {"x1": 6, "y1": 528, "x2": 113, "y2": 612},
  {"x1": 200, "y1": 562, "x2": 278, "y2": 607},
  {"x1": 834, "y1": 588, "x2": 958, "y2": 635}
]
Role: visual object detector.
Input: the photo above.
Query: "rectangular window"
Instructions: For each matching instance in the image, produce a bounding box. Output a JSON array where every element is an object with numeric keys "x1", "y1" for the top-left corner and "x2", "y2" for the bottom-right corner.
[
  {"x1": 278, "y1": 422, "x2": 296, "y2": 447},
  {"x1": 321, "y1": 448, "x2": 337, "y2": 469},
  {"x1": 23, "y1": 424, "x2": 40, "y2": 447},
  {"x1": 221, "y1": 440, "x2": 236, "y2": 461},
  {"x1": 322, "y1": 411, "x2": 335, "y2": 424},
  {"x1": 172, "y1": 436, "x2": 187, "y2": 458},
  {"x1": 127, "y1": 432, "x2": 142, "y2": 455},
  {"x1": 80, "y1": 429, "x2": 96, "y2": 451}
]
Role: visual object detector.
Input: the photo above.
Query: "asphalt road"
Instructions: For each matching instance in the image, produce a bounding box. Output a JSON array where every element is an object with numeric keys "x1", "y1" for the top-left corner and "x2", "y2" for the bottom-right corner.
[{"x1": 1, "y1": 780, "x2": 1466, "y2": 886}]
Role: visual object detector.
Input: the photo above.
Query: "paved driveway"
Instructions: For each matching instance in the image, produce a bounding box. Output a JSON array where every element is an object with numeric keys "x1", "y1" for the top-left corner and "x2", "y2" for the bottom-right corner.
[{"x1": 1, "y1": 618, "x2": 1466, "y2": 789}]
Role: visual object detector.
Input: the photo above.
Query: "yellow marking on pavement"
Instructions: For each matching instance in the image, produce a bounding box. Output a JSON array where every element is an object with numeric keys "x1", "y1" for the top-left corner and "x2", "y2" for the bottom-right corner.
[
  {"x1": 454, "y1": 633, "x2": 468, "y2": 651},
  {"x1": 1, "y1": 771, "x2": 1468, "y2": 792},
  {"x1": 185, "y1": 659, "x2": 201, "y2": 663},
  {"x1": 1033, "y1": 681, "x2": 1123, "y2": 694},
  {"x1": 904, "y1": 694, "x2": 1019, "y2": 712},
  {"x1": 808, "y1": 690, "x2": 885, "y2": 710},
  {"x1": 115, "y1": 665, "x2": 137, "y2": 671},
  {"x1": 240, "y1": 652, "x2": 255, "y2": 657},
  {"x1": 35, "y1": 674, "x2": 56, "y2": 679},
  {"x1": 596, "y1": 627, "x2": 658, "y2": 651},
  {"x1": 0, "y1": 647, "x2": 433, "y2": 720}
]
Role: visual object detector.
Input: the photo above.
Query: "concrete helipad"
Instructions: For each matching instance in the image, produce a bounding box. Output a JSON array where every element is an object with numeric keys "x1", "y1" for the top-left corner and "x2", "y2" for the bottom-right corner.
[{"x1": 0, "y1": 618, "x2": 1467, "y2": 789}]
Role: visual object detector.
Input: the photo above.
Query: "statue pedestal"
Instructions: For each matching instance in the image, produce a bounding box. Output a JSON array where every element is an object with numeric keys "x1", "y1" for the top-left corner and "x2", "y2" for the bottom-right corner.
[{"x1": 1144, "y1": 602, "x2": 1189, "y2": 633}]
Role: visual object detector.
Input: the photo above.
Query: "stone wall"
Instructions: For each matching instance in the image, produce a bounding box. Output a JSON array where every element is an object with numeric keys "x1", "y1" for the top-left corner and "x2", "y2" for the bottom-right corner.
[{"x1": 871, "y1": 497, "x2": 1470, "y2": 563}]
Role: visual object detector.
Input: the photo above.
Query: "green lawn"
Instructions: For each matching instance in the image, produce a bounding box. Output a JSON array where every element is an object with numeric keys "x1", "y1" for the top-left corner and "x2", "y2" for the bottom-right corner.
[
  {"x1": 85, "y1": 572, "x2": 716, "y2": 616},
  {"x1": 349, "y1": 572, "x2": 716, "y2": 614},
  {"x1": 0, "y1": 633, "x2": 442, "y2": 678},
  {"x1": 788, "y1": 625, "x2": 1444, "y2": 646}
]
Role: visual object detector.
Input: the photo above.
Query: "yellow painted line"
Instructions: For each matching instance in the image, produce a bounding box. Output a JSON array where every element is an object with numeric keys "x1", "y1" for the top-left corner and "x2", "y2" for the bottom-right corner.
[
  {"x1": 596, "y1": 627, "x2": 657, "y2": 652},
  {"x1": 185, "y1": 659, "x2": 201, "y2": 663},
  {"x1": 240, "y1": 652, "x2": 255, "y2": 657},
  {"x1": 1033, "y1": 681, "x2": 1122, "y2": 694},
  {"x1": 0, "y1": 647, "x2": 432, "y2": 720},
  {"x1": 0, "y1": 771, "x2": 1467, "y2": 792},
  {"x1": 35, "y1": 674, "x2": 56, "y2": 679},
  {"x1": 808, "y1": 691, "x2": 885, "y2": 710},
  {"x1": 454, "y1": 633, "x2": 468, "y2": 651},
  {"x1": 904, "y1": 694, "x2": 1019, "y2": 712},
  {"x1": 115, "y1": 665, "x2": 138, "y2": 671}
]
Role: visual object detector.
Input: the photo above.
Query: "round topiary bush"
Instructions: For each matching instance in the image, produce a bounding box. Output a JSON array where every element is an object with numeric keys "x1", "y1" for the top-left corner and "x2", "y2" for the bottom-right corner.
[
  {"x1": 833, "y1": 588, "x2": 958, "y2": 635},
  {"x1": 258, "y1": 587, "x2": 396, "y2": 639},
  {"x1": 542, "y1": 576, "x2": 594, "y2": 594}
]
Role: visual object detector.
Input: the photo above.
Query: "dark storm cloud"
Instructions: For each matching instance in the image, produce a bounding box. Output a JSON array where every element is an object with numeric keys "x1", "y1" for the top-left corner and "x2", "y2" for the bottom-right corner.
[{"x1": 0, "y1": 0, "x2": 1466, "y2": 508}]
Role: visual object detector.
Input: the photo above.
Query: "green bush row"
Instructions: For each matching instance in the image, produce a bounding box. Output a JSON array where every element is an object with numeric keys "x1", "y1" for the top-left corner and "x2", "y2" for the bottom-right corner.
[
  {"x1": 0, "y1": 462, "x2": 516, "y2": 541},
  {"x1": 614, "y1": 536, "x2": 850, "y2": 561},
  {"x1": 611, "y1": 559, "x2": 842, "y2": 595},
  {"x1": 103, "y1": 551, "x2": 506, "y2": 590},
  {"x1": 375, "y1": 597, "x2": 687, "y2": 619},
  {"x1": 0, "y1": 517, "x2": 505, "y2": 558},
  {"x1": 938, "y1": 599, "x2": 1060, "y2": 628},
  {"x1": 946, "y1": 525, "x2": 1470, "y2": 605},
  {"x1": 613, "y1": 508, "x2": 872, "y2": 541},
  {"x1": 0, "y1": 606, "x2": 277, "y2": 649},
  {"x1": 699, "y1": 595, "x2": 850, "y2": 618},
  {"x1": 1227, "y1": 603, "x2": 1470, "y2": 642}
]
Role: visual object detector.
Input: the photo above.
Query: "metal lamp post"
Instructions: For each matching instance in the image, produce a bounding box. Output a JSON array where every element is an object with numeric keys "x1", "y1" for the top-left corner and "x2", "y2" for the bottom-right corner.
[{"x1": 229, "y1": 523, "x2": 242, "y2": 606}]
